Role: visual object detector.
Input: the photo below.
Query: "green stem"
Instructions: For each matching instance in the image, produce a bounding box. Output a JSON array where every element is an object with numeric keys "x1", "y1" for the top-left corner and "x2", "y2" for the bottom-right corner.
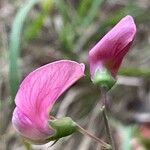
[
  {"x1": 22, "y1": 139, "x2": 32, "y2": 150},
  {"x1": 101, "y1": 87, "x2": 115, "y2": 150},
  {"x1": 76, "y1": 123, "x2": 111, "y2": 149},
  {"x1": 101, "y1": 106, "x2": 114, "y2": 150}
]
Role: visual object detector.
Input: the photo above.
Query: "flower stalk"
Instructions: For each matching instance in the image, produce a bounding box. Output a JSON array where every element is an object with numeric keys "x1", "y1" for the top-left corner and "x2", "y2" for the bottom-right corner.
[
  {"x1": 101, "y1": 87, "x2": 115, "y2": 150},
  {"x1": 76, "y1": 123, "x2": 111, "y2": 149},
  {"x1": 49, "y1": 116, "x2": 111, "y2": 149}
]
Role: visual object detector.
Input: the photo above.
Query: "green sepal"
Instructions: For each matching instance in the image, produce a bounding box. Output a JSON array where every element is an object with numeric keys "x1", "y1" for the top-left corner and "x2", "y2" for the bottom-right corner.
[
  {"x1": 92, "y1": 68, "x2": 116, "y2": 90},
  {"x1": 48, "y1": 117, "x2": 77, "y2": 141}
]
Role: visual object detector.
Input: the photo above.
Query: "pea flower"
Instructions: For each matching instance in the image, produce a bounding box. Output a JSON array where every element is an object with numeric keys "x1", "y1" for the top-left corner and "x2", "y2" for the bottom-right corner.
[
  {"x1": 12, "y1": 60, "x2": 85, "y2": 144},
  {"x1": 89, "y1": 15, "x2": 136, "y2": 89},
  {"x1": 140, "y1": 123, "x2": 150, "y2": 139}
]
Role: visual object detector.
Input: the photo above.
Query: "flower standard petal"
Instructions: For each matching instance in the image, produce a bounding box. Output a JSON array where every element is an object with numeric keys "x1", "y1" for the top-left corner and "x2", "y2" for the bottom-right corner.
[
  {"x1": 12, "y1": 60, "x2": 85, "y2": 143},
  {"x1": 89, "y1": 15, "x2": 136, "y2": 79}
]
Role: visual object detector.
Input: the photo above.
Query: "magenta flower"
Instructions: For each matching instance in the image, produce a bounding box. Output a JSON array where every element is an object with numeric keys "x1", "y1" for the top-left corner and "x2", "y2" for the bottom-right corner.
[
  {"x1": 89, "y1": 15, "x2": 136, "y2": 80},
  {"x1": 12, "y1": 60, "x2": 84, "y2": 143}
]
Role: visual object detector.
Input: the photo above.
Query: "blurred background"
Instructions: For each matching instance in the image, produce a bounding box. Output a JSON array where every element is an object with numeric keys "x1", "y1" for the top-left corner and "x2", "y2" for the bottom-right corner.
[{"x1": 0, "y1": 0, "x2": 150, "y2": 149}]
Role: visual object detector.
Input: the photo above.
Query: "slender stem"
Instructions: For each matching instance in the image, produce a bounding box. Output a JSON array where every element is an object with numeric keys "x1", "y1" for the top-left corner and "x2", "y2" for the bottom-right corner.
[
  {"x1": 101, "y1": 106, "x2": 115, "y2": 150},
  {"x1": 76, "y1": 123, "x2": 111, "y2": 149},
  {"x1": 101, "y1": 87, "x2": 115, "y2": 150},
  {"x1": 22, "y1": 139, "x2": 32, "y2": 150}
]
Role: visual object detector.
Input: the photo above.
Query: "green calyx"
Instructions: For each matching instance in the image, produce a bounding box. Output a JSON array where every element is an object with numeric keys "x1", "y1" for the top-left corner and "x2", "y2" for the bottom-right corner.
[
  {"x1": 92, "y1": 68, "x2": 116, "y2": 90},
  {"x1": 48, "y1": 117, "x2": 77, "y2": 141}
]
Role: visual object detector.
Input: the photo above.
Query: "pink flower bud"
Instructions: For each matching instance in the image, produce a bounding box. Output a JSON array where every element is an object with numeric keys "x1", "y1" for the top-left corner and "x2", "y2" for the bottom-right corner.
[
  {"x1": 89, "y1": 15, "x2": 136, "y2": 79},
  {"x1": 12, "y1": 60, "x2": 84, "y2": 143}
]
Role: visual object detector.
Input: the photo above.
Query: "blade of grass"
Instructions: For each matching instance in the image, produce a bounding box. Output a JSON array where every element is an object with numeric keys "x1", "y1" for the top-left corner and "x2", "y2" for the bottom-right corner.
[
  {"x1": 25, "y1": 13, "x2": 46, "y2": 40},
  {"x1": 55, "y1": 0, "x2": 78, "y2": 28},
  {"x1": 25, "y1": 0, "x2": 54, "y2": 40},
  {"x1": 119, "y1": 67, "x2": 150, "y2": 77},
  {"x1": 81, "y1": 0, "x2": 103, "y2": 27},
  {"x1": 55, "y1": 0, "x2": 72, "y2": 23},
  {"x1": 9, "y1": 0, "x2": 38, "y2": 99},
  {"x1": 77, "y1": 0, "x2": 92, "y2": 17}
]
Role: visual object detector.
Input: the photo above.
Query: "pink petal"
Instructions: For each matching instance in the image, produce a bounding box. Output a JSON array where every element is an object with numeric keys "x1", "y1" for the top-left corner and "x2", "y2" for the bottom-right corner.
[
  {"x1": 12, "y1": 60, "x2": 85, "y2": 142},
  {"x1": 140, "y1": 123, "x2": 150, "y2": 139},
  {"x1": 89, "y1": 15, "x2": 136, "y2": 78}
]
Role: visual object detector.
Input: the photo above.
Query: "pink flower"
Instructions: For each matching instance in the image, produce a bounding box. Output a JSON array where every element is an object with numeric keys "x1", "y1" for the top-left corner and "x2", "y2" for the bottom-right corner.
[
  {"x1": 12, "y1": 60, "x2": 84, "y2": 143},
  {"x1": 140, "y1": 123, "x2": 150, "y2": 139},
  {"x1": 89, "y1": 15, "x2": 136, "y2": 79}
]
